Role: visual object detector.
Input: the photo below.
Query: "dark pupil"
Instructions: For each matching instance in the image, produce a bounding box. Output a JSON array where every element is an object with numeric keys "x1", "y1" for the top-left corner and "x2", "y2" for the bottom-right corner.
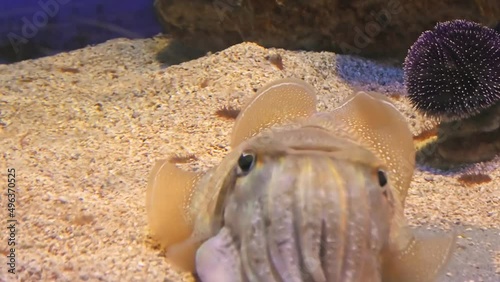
[
  {"x1": 377, "y1": 170, "x2": 388, "y2": 187},
  {"x1": 238, "y1": 153, "x2": 255, "y2": 173}
]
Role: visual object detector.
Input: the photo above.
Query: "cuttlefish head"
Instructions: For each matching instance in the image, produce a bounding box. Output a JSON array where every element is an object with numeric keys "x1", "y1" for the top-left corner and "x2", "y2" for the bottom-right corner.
[
  {"x1": 146, "y1": 78, "x2": 453, "y2": 280},
  {"x1": 195, "y1": 127, "x2": 399, "y2": 281}
]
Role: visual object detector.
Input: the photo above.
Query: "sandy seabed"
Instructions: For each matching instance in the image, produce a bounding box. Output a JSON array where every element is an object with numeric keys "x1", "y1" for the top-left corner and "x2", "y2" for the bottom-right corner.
[{"x1": 0, "y1": 36, "x2": 498, "y2": 282}]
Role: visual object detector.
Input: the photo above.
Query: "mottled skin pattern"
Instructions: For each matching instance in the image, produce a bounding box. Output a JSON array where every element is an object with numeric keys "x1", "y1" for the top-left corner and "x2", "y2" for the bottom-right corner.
[{"x1": 146, "y1": 78, "x2": 455, "y2": 281}]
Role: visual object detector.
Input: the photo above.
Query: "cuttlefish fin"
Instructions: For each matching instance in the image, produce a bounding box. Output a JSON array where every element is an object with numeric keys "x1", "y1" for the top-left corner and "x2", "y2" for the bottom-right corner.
[
  {"x1": 146, "y1": 160, "x2": 202, "y2": 272},
  {"x1": 230, "y1": 78, "x2": 317, "y2": 147},
  {"x1": 318, "y1": 91, "x2": 415, "y2": 203},
  {"x1": 382, "y1": 230, "x2": 456, "y2": 282}
]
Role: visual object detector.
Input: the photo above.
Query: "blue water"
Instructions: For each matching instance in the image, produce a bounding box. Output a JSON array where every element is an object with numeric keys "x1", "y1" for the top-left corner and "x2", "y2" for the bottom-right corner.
[{"x1": 0, "y1": 0, "x2": 162, "y2": 62}]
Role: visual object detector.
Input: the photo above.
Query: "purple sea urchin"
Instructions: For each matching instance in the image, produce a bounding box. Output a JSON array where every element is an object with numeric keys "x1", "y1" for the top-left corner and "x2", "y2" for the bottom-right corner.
[{"x1": 404, "y1": 20, "x2": 500, "y2": 120}]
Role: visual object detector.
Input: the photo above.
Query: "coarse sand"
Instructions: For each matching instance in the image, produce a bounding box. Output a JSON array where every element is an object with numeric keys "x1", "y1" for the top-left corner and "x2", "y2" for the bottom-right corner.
[{"x1": 0, "y1": 36, "x2": 498, "y2": 282}]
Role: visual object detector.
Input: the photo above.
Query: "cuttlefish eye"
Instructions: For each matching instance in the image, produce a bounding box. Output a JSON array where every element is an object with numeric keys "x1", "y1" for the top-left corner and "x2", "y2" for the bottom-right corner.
[
  {"x1": 377, "y1": 169, "x2": 388, "y2": 187},
  {"x1": 237, "y1": 151, "x2": 256, "y2": 176}
]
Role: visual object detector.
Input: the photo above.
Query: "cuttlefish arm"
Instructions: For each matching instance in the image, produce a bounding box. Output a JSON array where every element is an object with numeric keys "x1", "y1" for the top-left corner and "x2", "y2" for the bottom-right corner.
[
  {"x1": 195, "y1": 191, "x2": 456, "y2": 282},
  {"x1": 231, "y1": 78, "x2": 317, "y2": 147},
  {"x1": 306, "y1": 91, "x2": 416, "y2": 204},
  {"x1": 146, "y1": 78, "x2": 317, "y2": 272},
  {"x1": 196, "y1": 227, "x2": 243, "y2": 282}
]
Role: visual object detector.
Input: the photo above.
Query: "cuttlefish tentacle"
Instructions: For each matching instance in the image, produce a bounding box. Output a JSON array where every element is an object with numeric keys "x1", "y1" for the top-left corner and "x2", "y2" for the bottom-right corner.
[
  {"x1": 146, "y1": 160, "x2": 202, "y2": 271},
  {"x1": 230, "y1": 78, "x2": 317, "y2": 147},
  {"x1": 305, "y1": 91, "x2": 416, "y2": 204}
]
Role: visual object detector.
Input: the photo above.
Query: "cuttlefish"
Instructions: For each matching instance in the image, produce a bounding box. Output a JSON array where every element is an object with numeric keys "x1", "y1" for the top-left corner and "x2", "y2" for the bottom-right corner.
[{"x1": 146, "y1": 78, "x2": 455, "y2": 281}]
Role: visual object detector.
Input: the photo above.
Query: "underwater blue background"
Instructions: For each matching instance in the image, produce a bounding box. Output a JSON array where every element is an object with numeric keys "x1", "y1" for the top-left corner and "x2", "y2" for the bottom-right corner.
[{"x1": 0, "y1": 0, "x2": 162, "y2": 61}]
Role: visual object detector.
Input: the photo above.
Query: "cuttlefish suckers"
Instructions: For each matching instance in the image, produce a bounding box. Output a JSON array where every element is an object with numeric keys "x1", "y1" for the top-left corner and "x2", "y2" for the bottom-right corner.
[{"x1": 146, "y1": 78, "x2": 455, "y2": 281}]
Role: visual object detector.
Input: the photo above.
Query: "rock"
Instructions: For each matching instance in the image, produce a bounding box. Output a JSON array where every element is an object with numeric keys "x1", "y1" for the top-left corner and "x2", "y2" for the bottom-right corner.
[
  {"x1": 436, "y1": 103, "x2": 500, "y2": 163},
  {"x1": 154, "y1": 0, "x2": 499, "y2": 59}
]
